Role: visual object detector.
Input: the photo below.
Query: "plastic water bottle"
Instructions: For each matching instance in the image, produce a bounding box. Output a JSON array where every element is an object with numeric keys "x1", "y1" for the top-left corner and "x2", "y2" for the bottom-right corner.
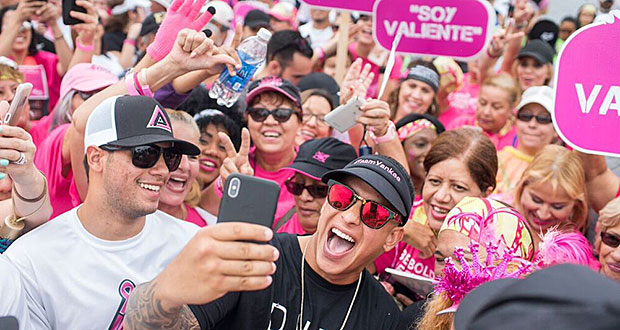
[{"x1": 209, "y1": 28, "x2": 272, "y2": 107}]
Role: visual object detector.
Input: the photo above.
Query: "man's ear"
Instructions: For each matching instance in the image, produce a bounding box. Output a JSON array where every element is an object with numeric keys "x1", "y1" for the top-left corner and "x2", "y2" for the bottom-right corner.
[
  {"x1": 482, "y1": 186, "x2": 494, "y2": 198},
  {"x1": 86, "y1": 146, "x2": 106, "y2": 174},
  {"x1": 266, "y1": 60, "x2": 282, "y2": 77},
  {"x1": 383, "y1": 226, "x2": 404, "y2": 253}
]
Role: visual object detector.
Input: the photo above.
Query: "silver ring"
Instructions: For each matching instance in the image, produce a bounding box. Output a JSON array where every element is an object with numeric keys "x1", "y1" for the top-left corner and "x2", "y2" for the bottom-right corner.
[{"x1": 12, "y1": 152, "x2": 27, "y2": 166}]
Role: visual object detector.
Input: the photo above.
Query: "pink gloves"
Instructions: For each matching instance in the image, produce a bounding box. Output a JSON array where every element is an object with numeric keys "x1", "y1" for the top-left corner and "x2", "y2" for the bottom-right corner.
[{"x1": 147, "y1": 0, "x2": 215, "y2": 61}]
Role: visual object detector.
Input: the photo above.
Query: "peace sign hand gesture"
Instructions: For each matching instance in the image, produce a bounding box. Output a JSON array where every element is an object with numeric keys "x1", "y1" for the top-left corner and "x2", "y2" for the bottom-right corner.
[
  {"x1": 487, "y1": 19, "x2": 525, "y2": 58},
  {"x1": 218, "y1": 128, "x2": 253, "y2": 182}
]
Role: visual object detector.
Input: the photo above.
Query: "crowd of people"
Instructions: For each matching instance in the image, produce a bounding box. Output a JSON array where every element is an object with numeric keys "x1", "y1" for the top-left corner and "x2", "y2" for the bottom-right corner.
[{"x1": 1, "y1": 0, "x2": 620, "y2": 329}]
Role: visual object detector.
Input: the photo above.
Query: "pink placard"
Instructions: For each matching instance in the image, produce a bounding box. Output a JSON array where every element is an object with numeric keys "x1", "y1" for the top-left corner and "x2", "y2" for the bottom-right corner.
[
  {"x1": 553, "y1": 11, "x2": 620, "y2": 157},
  {"x1": 18, "y1": 65, "x2": 49, "y2": 100},
  {"x1": 373, "y1": 0, "x2": 495, "y2": 60},
  {"x1": 300, "y1": 0, "x2": 375, "y2": 13}
]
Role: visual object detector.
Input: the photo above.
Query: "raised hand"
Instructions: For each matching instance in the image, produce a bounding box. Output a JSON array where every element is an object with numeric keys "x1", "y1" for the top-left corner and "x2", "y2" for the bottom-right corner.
[
  {"x1": 340, "y1": 58, "x2": 374, "y2": 105},
  {"x1": 147, "y1": 0, "x2": 216, "y2": 61},
  {"x1": 11, "y1": 1, "x2": 45, "y2": 24},
  {"x1": 403, "y1": 219, "x2": 437, "y2": 259},
  {"x1": 218, "y1": 128, "x2": 253, "y2": 182},
  {"x1": 487, "y1": 19, "x2": 526, "y2": 58},
  {"x1": 70, "y1": 0, "x2": 100, "y2": 45},
  {"x1": 357, "y1": 99, "x2": 391, "y2": 137},
  {"x1": 165, "y1": 28, "x2": 237, "y2": 75},
  {"x1": 35, "y1": 1, "x2": 61, "y2": 26},
  {"x1": 212, "y1": 23, "x2": 243, "y2": 77}
]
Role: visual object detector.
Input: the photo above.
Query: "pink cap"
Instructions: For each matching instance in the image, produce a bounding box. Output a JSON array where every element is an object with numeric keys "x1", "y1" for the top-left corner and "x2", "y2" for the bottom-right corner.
[
  {"x1": 269, "y1": 2, "x2": 298, "y2": 29},
  {"x1": 59, "y1": 64, "x2": 119, "y2": 102}
]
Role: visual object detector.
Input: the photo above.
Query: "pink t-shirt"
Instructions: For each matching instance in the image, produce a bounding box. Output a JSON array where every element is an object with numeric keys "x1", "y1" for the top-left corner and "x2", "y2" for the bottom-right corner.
[
  {"x1": 375, "y1": 197, "x2": 436, "y2": 279},
  {"x1": 440, "y1": 73, "x2": 480, "y2": 129},
  {"x1": 29, "y1": 115, "x2": 52, "y2": 148},
  {"x1": 185, "y1": 204, "x2": 208, "y2": 227},
  {"x1": 277, "y1": 213, "x2": 308, "y2": 235},
  {"x1": 33, "y1": 124, "x2": 80, "y2": 219},
  {"x1": 248, "y1": 147, "x2": 296, "y2": 229},
  {"x1": 348, "y1": 43, "x2": 403, "y2": 99},
  {"x1": 448, "y1": 115, "x2": 517, "y2": 151}
]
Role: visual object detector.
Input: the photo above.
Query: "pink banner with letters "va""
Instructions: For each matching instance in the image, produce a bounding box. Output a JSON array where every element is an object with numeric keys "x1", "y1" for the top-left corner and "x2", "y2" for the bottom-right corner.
[
  {"x1": 553, "y1": 11, "x2": 620, "y2": 156},
  {"x1": 373, "y1": 0, "x2": 495, "y2": 60},
  {"x1": 300, "y1": 0, "x2": 375, "y2": 13}
]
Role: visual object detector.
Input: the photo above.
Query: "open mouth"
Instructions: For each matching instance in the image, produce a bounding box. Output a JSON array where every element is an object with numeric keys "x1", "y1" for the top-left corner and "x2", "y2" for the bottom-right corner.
[
  {"x1": 326, "y1": 227, "x2": 356, "y2": 255},
  {"x1": 262, "y1": 131, "x2": 281, "y2": 139},
  {"x1": 199, "y1": 158, "x2": 218, "y2": 173},
  {"x1": 138, "y1": 182, "x2": 161, "y2": 193},
  {"x1": 166, "y1": 176, "x2": 187, "y2": 192},
  {"x1": 430, "y1": 205, "x2": 450, "y2": 221}
]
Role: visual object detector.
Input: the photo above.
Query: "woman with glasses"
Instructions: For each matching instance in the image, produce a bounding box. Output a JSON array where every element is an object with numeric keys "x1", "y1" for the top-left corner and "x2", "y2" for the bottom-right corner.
[
  {"x1": 374, "y1": 128, "x2": 497, "y2": 305},
  {"x1": 597, "y1": 197, "x2": 620, "y2": 282},
  {"x1": 514, "y1": 145, "x2": 589, "y2": 248},
  {"x1": 295, "y1": 89, "x2": 335, "y2": 147},
  {"x1": 494, "y1": 86, "x2": 557, "y2": 203},
  {"x1": 277, "y1": 138, "x2": 357, "y2": 235}
]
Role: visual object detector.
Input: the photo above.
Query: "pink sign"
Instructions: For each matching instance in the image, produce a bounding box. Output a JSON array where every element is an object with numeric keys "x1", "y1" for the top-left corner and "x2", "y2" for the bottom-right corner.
[
  {"x1": 18, "y1": 65, "x2": 49, "y2": 100},
  {"x1": 373, "y1": 0, "x2": 495, "y2": 60},
  {"x1": 300, "y1": 0, "x2": 375, "y2": 13},
  {"x1": 553, "y1": 11, "x2": 620, "y2": 156}
]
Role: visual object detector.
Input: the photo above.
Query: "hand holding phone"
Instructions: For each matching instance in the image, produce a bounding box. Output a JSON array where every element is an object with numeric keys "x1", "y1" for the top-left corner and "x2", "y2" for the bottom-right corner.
[
  {"x1": 324, "y1": 96, "x2": 364, "y2": 133},
  {"x1": 62, "y1": 0, "x2": 87, "y2": 25},
  {"x1": 217, "y1": 173, "x2": 280, "y2": 229},
  {"x1": 4, "y1": 83, "x2": 33, "y2": 126}
]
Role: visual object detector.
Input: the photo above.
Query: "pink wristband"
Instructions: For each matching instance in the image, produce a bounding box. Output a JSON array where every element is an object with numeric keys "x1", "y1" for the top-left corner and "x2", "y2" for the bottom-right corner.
[
  {"x1": 137, "y1": 70, "x2": 154, "y2": 98},
  {"x1": 76, "y1": 39, "x2": 94, "y2": 52},
  {"x1": 214, "y1": 176, "x2": 224, "y2": 198},
  {"x1": 123, "y1": 39, "x2": 136, "y2": 47},
  {"x1": 125, "y1": 71, "x2": 140, "y2": 96}
]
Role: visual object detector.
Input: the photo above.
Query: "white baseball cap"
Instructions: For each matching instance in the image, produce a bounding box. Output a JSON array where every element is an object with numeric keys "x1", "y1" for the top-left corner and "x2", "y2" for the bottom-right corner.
[
  {"x1": 151, "y1": 0, "x2": 172, "y2": 9},
  {"x1": 203, "y1": 1, "x2": 234, "y2": 28},
  {"x1": 516, "y1": 86, "x2": 554, "y2": 114},
  {"x1": 111, "y1": 0, "x2": 151, "y2": 15}
]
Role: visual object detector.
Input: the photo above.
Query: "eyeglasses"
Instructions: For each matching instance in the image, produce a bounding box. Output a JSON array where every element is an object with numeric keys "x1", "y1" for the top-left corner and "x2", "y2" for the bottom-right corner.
[
  {"x1": 327, "y1": 180, "x2": 402, "y2": 229},
  {"x1": 601, "y1": 231, "x2": 620, "y2": 248},
  {"x1": 285, "y1": 179, "x2": 328, "y2": 198},
  {"x1": 100, "y1": 144, "x2": 183, "y2": 172},
  {"x1": 516, "y1": 111, "x2": 552, "y2": 124},
  {"x1": 301, "y1": 111, "x2": 328, "y2": 126},
  {"x1": 247, "y1": 107, "x2": 300, "y2": 123}
]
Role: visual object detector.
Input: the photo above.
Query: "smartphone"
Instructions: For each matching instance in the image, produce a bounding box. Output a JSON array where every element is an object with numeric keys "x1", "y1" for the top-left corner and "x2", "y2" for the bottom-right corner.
[
  {"x1": 217, "y1": 173, "x2": 280, "y2": 229},
  {"x1": 324, "y1": 96, "x2": 364, "y2": 133},
  {"x1": 62, "y1": 0, "x2": 86, "y2": 25},
  {"x1": 4, "y1": 83, "x2": 33, "y2": 126}
]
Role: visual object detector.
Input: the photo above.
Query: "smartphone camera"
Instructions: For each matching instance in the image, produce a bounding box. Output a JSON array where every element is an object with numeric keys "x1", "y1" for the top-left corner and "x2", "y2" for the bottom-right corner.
[{"x1": 227, "y1": 177, "x2": 241, "y2": 198}]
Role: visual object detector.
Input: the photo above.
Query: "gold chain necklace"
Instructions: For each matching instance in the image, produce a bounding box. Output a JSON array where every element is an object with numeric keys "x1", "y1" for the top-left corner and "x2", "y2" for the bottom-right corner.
[{"x1": 299, "y1": 241, "x2": 363, "y2": 330}]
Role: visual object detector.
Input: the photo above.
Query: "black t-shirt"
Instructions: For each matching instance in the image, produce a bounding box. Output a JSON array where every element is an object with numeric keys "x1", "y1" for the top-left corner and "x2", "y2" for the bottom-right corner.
[
  {"x1": 102, "y1": 31, "x2": 127, "y2": 53},
  {"x1": 189, "y1": 234, "x2": 403, "y2": 330}
]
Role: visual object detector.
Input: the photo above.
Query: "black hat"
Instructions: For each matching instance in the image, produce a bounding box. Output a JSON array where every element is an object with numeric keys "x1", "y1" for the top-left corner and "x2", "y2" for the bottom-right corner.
[
  {"x1": 297, "y1": 72, "x2": 340, "y2": 105},
  {"x1": 244, "y1": 9, "x2": 270, "y2": 29},
  {"x1": 288, "y1": 138, "x2": 357, "y2": 181},
  {"x1": 517, "y1": 39, "x2": 555, "y2": 64},
  {"x1": 322, "y1": 155, "x2": 414, "y2": 221},
  {"x1": 84, "y1": 95, "x2": 200, "y2": 155},
  {"x1": 528, "y1": 19, "x2": 559, "y2": 49},
  {"x1": 139, "y1": 12, "x2": 165, "y2": 37},
  {"x1": 247, "y1": 76, "x2": 302, "y2": 108},
  {"x1": 454, "y1": 264, "x2": 620, "y2": 330}
]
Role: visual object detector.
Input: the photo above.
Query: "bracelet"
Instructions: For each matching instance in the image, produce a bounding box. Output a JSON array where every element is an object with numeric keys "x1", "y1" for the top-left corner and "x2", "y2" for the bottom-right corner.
[
  {"x1": 138, "y1": 70, "x2": 154, "y2": 97},
  {"x1": 13, "y1": 182, "x2": 47, "y2": 203},
  {"x1": 133, "y1": 70, "x2": 145, "y2": 95},
  {"x1": 369, "y1": 121, "x2": 397, "y2": 145},
  {"x1": 125, "y1": 71, "x2": 140, "y2": 96},
  {"x1": 214, "y1": 176, "x2": 224, "y2": 198},
  {"x1": 123, "y1": 38, "x2": 136, "y2": 47},
  {"x1": 486, "y1": 47, "x2": 501, "y2": 59},
  {"x1": 54, "y1": 34, "x2": 64, "y2": 41},
  {"x1": 76, "y1": 39, "x2": 95, "y2": 52}
]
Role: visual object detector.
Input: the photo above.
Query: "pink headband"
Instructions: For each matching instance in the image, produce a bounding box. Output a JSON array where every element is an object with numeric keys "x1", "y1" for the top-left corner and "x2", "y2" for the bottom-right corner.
[{"x1": 397, "y1": 118, "x2": 435, "y2": 142}]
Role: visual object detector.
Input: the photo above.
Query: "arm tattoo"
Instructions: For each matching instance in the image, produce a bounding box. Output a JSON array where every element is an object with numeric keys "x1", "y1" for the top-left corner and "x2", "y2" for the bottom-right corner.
[{"x1": 123, "y1": 279, "x2": 200, "y2": 330}]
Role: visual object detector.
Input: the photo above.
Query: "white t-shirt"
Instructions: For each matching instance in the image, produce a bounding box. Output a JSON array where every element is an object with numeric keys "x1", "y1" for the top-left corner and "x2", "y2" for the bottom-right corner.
[
  {"x1": 0, "y1": 255, "x2": 31, "y2": 330},
  {"x1": 298, "y1": 22, "x2": 334, "y2": 49},
  {"x1": 4, "y1": 207, "x2": 199, "y2": 330}
]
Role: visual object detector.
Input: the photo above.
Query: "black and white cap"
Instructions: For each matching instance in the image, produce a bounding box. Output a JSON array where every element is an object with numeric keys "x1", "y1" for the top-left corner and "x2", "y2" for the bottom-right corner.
[{"x1": 84, "y1": 95, "x2": 200, "y2": 155}]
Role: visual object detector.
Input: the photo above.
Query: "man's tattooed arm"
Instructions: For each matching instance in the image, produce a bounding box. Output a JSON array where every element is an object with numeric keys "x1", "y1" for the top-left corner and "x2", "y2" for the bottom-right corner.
[{"x1": 123, "y1": 279, "x2": 200, "y2": 330}]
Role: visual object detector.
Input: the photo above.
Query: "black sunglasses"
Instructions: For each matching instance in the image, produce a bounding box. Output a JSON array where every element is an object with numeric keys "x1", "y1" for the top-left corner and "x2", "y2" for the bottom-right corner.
[
  {"x1": 247, "y1": 107, "x2": 300, "y2": 123},
  {"x1": 100, "y1": 144, "x2": 182, "y2": 171},
  {"x1": 516, "y1": 111, "x2": 552, "y2": 124},
  {"x1": 285, "y1": 179, "x2": 328, "y2": 198},
  {"x1": 601, "y1": 231, "x2": 620, "y2": 248}
]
